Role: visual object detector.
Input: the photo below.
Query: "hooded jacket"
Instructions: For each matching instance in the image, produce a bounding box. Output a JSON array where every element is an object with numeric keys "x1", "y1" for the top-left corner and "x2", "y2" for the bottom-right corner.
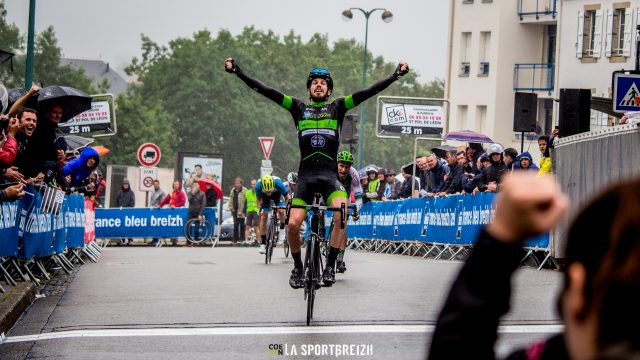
[
  {"x1": 116, "y1": 181, "x2": 135, "y2": 207},
  {"x1": 516, "y1": 151, "x2": 539, "y2": 172},
  {"x1": 63, "y1": 147, "x2": 100, "y2": 187}
]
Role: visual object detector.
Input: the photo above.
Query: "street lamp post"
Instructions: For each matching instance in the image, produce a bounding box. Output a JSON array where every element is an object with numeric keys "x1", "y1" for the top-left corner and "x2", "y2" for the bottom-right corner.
[
  {"x1": 25, "y1": 0, "x2": 37, "y2": 90},
  {"x1": 342, "y1": 7, "x2": 393, "y2": 170}
]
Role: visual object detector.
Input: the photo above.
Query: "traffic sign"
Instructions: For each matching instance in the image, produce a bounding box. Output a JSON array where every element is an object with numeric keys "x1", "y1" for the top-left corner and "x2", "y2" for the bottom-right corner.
[
  {"x1": 139, "y1": 167, "x2": 158, "y2": 192},
  {"x1": 612, "y1": 71, "x2": 640, "y2": 113},
  {"x1": 259, "y1": 137, "x2": 275, "y2": 160},
  {"x1": 137, "y1": 143, "x2": 161, "y2": 167}
]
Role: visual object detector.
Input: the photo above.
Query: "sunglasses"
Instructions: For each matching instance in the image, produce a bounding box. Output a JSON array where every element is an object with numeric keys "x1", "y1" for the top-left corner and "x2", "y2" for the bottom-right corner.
[{"x1": 310, "y1": 68, "x2": 330, "y2": 75}]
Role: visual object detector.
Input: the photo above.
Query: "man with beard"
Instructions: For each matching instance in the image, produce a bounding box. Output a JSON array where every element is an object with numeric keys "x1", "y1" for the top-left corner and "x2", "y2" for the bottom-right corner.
[
  {"x1": 5, "y1": 108, "x2": 37, "y2": 184},
  {"x1": 225, "y1": 57, "x2": 408, "y2": 288}
]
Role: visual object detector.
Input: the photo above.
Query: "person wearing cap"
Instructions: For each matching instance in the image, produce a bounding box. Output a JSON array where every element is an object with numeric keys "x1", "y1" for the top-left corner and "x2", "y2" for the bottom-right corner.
[
  {"x1": 474, "y1": 144, "x2": 507, "y2": 194},
  {"x1": 383, "y1": 168, "x2": 402, "y2": 201},
  {"x1": 116, "y1": 178, "x2": 136, "y2": 245},
  {"x1": 365, "y1": 167, "x2": 384, "y2": 202}
]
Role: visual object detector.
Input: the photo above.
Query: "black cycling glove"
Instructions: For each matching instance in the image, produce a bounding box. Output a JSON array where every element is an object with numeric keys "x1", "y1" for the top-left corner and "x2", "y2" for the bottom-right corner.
[
  {"x1": 225, "y1": 59, "x2": 239, "y2": 74},
  {"x1": 393, "y1": 63, "x2": 409, "y2": 79}
]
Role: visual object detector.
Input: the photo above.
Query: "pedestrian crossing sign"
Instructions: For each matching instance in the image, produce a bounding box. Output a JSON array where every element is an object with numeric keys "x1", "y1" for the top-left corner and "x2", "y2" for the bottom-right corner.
[{"x1": 613, "y1": 71, "x2": 640, "y2": 113}]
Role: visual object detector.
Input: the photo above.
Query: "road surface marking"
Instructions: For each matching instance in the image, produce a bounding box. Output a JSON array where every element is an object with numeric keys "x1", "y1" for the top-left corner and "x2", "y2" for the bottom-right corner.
[{"x1": 1, "y1": 324, "x2": 563, "y2": 344}]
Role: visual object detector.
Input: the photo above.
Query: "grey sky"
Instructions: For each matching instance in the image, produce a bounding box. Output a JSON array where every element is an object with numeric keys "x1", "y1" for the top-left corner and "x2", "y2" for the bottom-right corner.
[{"x1": 5, "y1": 0, "x2": 448, "y2": 83}]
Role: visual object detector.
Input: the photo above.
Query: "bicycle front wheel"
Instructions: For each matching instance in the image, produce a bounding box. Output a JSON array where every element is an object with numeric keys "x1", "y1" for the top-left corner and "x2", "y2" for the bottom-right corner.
[{"x1": 185, "y1": 219, "x2": 211, "y2": 244}]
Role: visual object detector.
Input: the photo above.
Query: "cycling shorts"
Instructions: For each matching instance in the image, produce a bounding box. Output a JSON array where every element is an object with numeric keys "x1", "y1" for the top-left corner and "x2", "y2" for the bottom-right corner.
[
  {"x1": 259, "y1": 192, "x2": 285, "y2": 212},
  {"x1": 293, "y1": 170, "x2": 347, "y2": 206}
]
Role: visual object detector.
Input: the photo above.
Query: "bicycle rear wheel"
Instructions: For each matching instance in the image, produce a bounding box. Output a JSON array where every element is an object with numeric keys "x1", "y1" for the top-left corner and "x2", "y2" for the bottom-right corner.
[
  {"x1": 266, "y1": 211, "x2": 277, "y2": 264},
  {"x1": 305, "y1": 234, "x2": 317, "y2": 326},
  {"x1": 283, "y1": 236, "x2": 290, "y2": 258}
]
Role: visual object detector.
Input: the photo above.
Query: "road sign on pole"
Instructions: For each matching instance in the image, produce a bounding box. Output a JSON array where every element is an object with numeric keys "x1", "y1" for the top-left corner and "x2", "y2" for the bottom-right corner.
[
  {"x1": 139, "y1": 167, "x2": 158, "y2": 192},
  {"x1": 612, "y1": 71, "x2": 640, "y2": 113},
  {"x1": 137, "y1": 143, "x2": 161, "y2": 167},
  {"x1": 258, "y1": 137, "x2": 275, "y2": 160}
]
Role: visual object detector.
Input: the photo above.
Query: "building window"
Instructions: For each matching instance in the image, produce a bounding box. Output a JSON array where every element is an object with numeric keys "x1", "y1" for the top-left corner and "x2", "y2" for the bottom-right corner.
[
  {"x1": 478, "y1": 31, "x2": 491, "y2": 76},
  {"x1": 577, "y1": 8, "x2": 603, "y2": 59},
  {"x1": 460, "y1": 32, "x2": 472, "y2": 77},
  {"x1": 477, "y1": 105, "x2": 488, "y2": 134},
  {"x1": 463, "y1": 0, "x2": 473, "y2": 4},
  {"x1": 457, "y1": 105, "x2": 469, "y2": 130},
  {"x1": 605, "y1": 6, "x2": 631, "y2": 58}
]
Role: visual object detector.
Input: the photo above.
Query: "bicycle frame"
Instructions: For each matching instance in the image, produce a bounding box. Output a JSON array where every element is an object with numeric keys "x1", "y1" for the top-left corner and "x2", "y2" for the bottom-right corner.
[{"x1": 285, "y1": 195, "x2": 345, "y2": 325}]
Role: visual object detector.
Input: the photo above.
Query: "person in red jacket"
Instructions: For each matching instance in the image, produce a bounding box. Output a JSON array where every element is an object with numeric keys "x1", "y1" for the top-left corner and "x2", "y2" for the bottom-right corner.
[
  {"x1": 157, "y1": 181, "x2": 187, "y2": 208},
  {"x1": 0, "y1": 115, "x2": 19, "y2": 168},
  {"x1": 157, "y1": 181, "x2": 187, "y2": 246}
]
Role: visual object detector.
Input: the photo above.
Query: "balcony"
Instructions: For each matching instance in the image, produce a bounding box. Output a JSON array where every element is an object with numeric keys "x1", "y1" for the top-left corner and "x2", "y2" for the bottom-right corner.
[
  {"x1": 513, "y1": 63, "x2": 554, "y2": 94},
  {"x1": 518, "y1": 0, "x2": 557, "y2": 23}
]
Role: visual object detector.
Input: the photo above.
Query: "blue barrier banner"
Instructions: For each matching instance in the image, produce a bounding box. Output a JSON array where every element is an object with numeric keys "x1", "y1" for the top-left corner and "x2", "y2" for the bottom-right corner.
[
  {"x1": 94, "y1": 207, "x2": 216, "y2": 238},
  {"x1": 346, "y1": 204, "x2": 373, "y2": 239},
  {"x1": 0, "y1": 199, "x2": 22, "y2": 257},
  {"x1": 21, "y1": 186, "x2": 55, "y2": 259},
  {"x1": 52, "y1": 206, "x2": 66, "y2": 254},
  {"x1": 65, "y1": 195, "x2": 85, "y2": 248},
  {"x1": 372, "y1": 201, "x2": 399, "y2": 240},
  {"x1": 394, "y1": 198, "x2": 425, "y2": 241},
  {"x1": 347, "y1": 193, "x2": 550, "y2": 249}
]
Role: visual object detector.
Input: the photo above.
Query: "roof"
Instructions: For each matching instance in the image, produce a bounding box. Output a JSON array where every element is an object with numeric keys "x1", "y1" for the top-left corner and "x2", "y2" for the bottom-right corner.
[{"x1": 60, "y1": 58, "x2": 129, "y2": 96}]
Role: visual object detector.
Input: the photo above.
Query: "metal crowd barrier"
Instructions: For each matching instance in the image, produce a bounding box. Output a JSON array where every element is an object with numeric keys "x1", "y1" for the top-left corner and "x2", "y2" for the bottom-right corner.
[{"x1": 0, "y1": 184, "x2": 101, "y2": 289}]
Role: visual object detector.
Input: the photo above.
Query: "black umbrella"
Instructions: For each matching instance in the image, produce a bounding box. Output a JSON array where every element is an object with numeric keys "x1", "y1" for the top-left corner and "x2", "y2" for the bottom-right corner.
[
  {"x1": 38, "y1": 85, "x2": 92, "y2": 123},
  {"x1": 7, "y1": 87, "x2": 39, "y2": 111},
  {"x1": 0, "y1": 49, "x2": 14, "y2": 66},
  {"x1": 430, "y1": 144, "x2": 457, "y2": 159},
  {"x1": 62, "y1": 134, "x2": 94, "y2": 152}
]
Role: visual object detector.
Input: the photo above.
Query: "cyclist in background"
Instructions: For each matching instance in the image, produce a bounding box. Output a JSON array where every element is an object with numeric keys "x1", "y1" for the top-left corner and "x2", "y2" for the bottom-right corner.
[
  {"x1": 285, "y1": 172, "x2": 298, "y2": 198},
  {"x1": 256, "y1": 174, "x2": 289, "y2": 254},
  {"x1": 225, "y1": 57, "x2": 409, "y2": 288},
  {"x1": 336, "y1": 151, "x2": 362, "y2": 273}
]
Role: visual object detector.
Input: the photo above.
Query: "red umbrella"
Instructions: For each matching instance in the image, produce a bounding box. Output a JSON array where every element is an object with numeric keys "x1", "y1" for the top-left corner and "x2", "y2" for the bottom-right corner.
[{"x1": 198, "y1": 178, "x2": 223, "y2": 199}]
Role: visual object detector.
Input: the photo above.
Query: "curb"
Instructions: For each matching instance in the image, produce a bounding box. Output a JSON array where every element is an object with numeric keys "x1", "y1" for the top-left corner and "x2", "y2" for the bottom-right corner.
[{"x1": 0, "y1": 282, "x2": 37, "y2": 336}]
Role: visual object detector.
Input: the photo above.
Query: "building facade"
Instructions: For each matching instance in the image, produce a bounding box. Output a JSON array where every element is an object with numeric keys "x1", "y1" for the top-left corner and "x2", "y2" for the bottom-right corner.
[{"x1": 445, "y1": 0, "x2": 637, "y2": 159}]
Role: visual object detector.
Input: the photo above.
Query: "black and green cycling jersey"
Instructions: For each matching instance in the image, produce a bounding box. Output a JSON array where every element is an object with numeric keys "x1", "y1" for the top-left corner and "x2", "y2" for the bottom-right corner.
[{"x1": 233, "y1": 65, "x2": 401, "y2": 175}]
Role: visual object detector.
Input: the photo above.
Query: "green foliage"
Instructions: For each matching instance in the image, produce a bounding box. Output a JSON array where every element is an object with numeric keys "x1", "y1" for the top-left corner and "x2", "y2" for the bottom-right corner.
[
  {"x1": 123, "y1": 27, "x2": 444, "y2": 188},
  {"x1": 95, "y1": 90, "x2": 174, "y2": 169},
  {"x1": 0, "y1": 3, "x2": 94, "y2": 92}
]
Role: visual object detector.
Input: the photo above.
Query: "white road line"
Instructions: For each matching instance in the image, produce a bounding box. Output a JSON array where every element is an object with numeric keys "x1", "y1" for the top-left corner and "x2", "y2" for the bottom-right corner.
[{"x1": 0, "y1": 324, "x2": 564, "y2": 344}]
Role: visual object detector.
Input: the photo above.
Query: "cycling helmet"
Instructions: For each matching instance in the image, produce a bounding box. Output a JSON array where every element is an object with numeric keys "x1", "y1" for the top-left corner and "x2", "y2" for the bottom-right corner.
[
  {"x1": 366, "y1": 166, "x2": 377, "y2": 174},
  {"x1": 287, "y1": 172, "x2": 298, "y2": 184},
  {"x1": 337, "y1": 151, "x2": 354, "y2": 165},
  {"x1": 306, "y1": 68, "x2": 334, "y2": 91},
  {"x1": 261, "y1": 175, "x2": 275, "y2": 192},
  {"x1": 488, "y1": 143, "x2": 504, "y2": 156}
]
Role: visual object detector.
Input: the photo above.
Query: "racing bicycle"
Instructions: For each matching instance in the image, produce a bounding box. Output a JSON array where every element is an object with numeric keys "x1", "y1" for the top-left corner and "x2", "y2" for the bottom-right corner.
[{"x1": 286, "y1": 194, "x2": 345, "y2": 325}]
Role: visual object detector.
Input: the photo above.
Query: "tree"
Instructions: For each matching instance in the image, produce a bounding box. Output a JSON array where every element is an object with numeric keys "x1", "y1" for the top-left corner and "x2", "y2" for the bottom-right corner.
[
  {"x1": 0, "y1": 4, "x2": 94, "y2": 93},
  {"x1": 122, "y1": 27, "x2": 444, "y2": 188}
]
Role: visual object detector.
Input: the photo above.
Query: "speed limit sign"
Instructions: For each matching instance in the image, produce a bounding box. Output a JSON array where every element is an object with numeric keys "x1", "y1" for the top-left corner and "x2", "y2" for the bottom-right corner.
[{"x1": 139, "y1": 167, "x2": 158, "y2": 192}]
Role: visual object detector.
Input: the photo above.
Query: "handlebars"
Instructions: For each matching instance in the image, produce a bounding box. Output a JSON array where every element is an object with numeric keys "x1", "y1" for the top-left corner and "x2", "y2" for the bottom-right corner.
[{"x1": 285, "y1": 201, "x2": 347, "y2": 229}]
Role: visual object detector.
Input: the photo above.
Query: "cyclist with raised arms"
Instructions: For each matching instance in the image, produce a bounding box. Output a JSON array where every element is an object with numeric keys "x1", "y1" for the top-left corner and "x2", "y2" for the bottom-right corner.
[
  {"x1": 336, "y1": 151, "x2": 362, "y2": 273},
  {"x1": 225, "y1": 57, "x2": 409, "y2": 288},
  {"x1": 255, "y1": 174, "x2": 289, "y2": 254}
]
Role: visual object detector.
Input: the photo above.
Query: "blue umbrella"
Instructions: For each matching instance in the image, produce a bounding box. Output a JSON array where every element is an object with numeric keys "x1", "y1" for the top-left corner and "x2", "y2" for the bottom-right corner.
[{"x1": 443, "y1": 130, "x2": 493, "y2": 143}]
